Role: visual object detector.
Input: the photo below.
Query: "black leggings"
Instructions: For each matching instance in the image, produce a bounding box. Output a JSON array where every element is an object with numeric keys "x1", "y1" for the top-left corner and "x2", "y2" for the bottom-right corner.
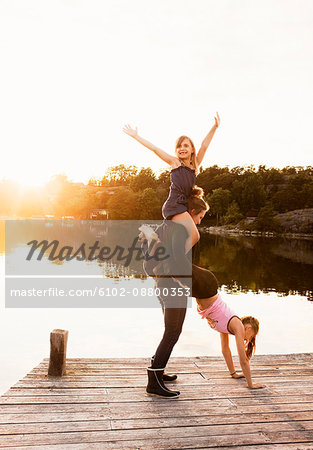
[
  {"x1": 151, "y1": 306, "x2": 187, "y2": 369},
  {"x1": 192, "y1": 264, "x2": 218, "y2": 299},
  {"x1": 151, "y1": 264, "x2": 218, "y2": 369},
  {"x1": 151, "y1": 277, "x2": 188, "y2": 369}
]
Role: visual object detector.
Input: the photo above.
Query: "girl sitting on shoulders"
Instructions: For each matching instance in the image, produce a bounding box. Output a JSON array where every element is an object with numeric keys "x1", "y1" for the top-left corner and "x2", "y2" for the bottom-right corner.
[{"x1": 123, "y1": 113, "x2": 220, "y2": 252}]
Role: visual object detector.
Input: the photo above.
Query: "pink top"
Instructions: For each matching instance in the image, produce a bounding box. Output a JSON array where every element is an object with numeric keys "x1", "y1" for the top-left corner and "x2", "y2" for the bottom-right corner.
[{"x1": 197, "y1": 294, "x2": 239, "y2": 334}]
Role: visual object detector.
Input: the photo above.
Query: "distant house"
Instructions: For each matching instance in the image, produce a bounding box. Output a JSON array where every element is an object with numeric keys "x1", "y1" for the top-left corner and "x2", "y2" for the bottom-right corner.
[
  {"x1": 90, "y1": 209, "x2": 109, "y2": 220},
  {"x1": 246, "y1": 209, "x2": 259, "y2": 218}
]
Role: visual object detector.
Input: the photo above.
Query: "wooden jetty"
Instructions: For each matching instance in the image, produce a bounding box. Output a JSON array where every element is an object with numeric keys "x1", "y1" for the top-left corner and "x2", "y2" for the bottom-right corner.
[{"x1": 1, "y1": 353, "x2": 313, "y2": 449}]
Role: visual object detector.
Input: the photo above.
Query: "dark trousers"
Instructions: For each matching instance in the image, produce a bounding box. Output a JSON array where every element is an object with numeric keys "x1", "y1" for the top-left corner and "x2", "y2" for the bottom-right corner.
[
  {"x1": 150, "y1": 263, "x2": 218, "y2": 369},
  {"x1": 151, "y1": 277, "x2": 188, "y2": 369}
]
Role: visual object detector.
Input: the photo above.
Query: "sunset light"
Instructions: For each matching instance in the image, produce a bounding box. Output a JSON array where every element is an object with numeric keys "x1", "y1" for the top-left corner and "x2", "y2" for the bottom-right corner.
[{"x1": 1, "y1": 3, "x2": 313, "y2": 446}]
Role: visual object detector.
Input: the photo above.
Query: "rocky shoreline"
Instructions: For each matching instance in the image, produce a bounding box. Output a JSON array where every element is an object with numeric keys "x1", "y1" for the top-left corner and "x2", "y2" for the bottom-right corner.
[
  {"x1": 201, "y1": 208, "x2": 313, "y2": 240},
  {"x1": 202, "y1": 225, "x2": 313, "y2": 240}
]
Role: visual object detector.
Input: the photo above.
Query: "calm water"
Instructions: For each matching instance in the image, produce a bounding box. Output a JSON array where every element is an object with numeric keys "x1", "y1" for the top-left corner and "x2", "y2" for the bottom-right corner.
[{"x1": 0, "y1": 221, "x2": 312, "y2": 395}]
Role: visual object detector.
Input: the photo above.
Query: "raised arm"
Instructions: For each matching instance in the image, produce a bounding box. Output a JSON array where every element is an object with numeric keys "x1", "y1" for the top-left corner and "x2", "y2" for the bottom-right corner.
[
  {"x1": 196, "y1": 113, "x2": 220, "y2": 166},
  {"x1": 123, "y1": 125, "x2": 179, "y2": 167}
]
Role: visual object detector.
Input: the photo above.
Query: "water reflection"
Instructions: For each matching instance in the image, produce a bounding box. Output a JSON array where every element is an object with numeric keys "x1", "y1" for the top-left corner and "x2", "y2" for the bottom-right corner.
[
  {"x1": 1, "y1": 220, "x2": 313, "y2": 300},
  {"x1": 4, "y1": 220, "x2": 152, "y2": 277},
  {"x1": 196, "y1": 232, "x2": 313, "y2": 300}
]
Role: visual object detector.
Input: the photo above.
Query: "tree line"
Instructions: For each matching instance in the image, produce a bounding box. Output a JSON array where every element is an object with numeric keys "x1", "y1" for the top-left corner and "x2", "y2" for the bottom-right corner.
[{"x1": 0, "y1": 165, "x2": 312, "y2": 231}]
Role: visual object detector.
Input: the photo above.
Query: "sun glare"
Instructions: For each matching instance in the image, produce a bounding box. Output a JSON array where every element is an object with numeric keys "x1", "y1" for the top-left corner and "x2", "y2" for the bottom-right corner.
[{"x1": 5, "y1": 171, "x2": 48, "y2": 189}]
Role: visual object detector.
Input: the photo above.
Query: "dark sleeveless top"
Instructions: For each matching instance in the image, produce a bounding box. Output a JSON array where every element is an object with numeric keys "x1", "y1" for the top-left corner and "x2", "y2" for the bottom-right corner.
[{"x1": 162, "y1": 163, "x2": 196, "y2": 219}]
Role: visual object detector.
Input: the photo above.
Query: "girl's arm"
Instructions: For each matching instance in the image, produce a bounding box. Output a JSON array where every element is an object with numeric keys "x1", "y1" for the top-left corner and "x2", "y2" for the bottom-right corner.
[
  {"x1": 196, "y1": 113, "x2": 220, "y2": 166},
  {"x1": 220, "y1": 333, "x2": 245, "y2": 378},
  {"x1": 232, "y1": 321, "x2": 264, "y2": 389},
  {"x1": 123, "y1": 125, "x2": 179, "y2": 167},
  {"x1": 220, "y1": 333, "x2": 236, "y2": 375}
]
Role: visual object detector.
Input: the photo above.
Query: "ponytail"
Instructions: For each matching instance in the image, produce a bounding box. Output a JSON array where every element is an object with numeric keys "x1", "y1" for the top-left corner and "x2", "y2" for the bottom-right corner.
[
  {"x1": 241, "y1": 316, "x2": 259, "y2": 360},
  {"x1": 188, "y1": 186, "x2": 209, "y2": 215},
  {"x1": 190, "y1": 186, "x2": 204, "y2": 198},
  {"x1": 245, "y1": 336, "x2": 256, "y2": 360}
]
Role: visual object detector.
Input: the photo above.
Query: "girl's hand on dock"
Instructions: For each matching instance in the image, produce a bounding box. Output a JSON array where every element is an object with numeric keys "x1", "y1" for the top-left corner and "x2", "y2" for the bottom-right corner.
[
  {"x1": 231, "y1": 372, "x2": 245, "y2": 379},
  {"x1": 214, "y1": 112, "x2": 220, "y2": 128},
  {"x1": 123, "y1": 124, "x2": 138, "y2": 138},
  {"x1": 247, "y1": 382, "x2": 264, "y2": 389}
]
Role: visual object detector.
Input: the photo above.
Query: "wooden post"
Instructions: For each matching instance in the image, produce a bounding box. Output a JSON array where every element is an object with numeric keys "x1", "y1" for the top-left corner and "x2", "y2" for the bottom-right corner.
[{"x1": 48, "y1": 329, "x2": 69, "y2": 377}]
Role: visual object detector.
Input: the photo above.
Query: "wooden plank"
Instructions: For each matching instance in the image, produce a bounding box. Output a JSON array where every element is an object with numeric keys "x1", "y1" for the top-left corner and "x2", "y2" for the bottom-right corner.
[
  {"x1": 0, "y1": 411, "x2": 112, "y2": 425},
  {"x1": 1, "y1": 409, "x2": 313, "y2": 428},
  {"x1": 0, "y1": 420, "x2": 111, "y2": 435},
  {"x1": 233, "y1": 394, "x2": 313, "y2": 406},
  {"x1": 20, "y1": 373, "x2": 208, "y2": 383},
  {"x1": 1, "y1": 424, "x2": 313, "y2": 448},
  {"x1": 111, "y1": 411, "x2": 313, "y2": 430},
  {"x1": 29, "y1": 366, "x2": 195, "y2": 375},
  {"x1": 3, "y1": 388, "x2": 109, "y2": 397},
  {"x1": 0, "y1": 433, "x2": 269, "y2": 450},
  {"x1": 40, "y1": 353, "x2": 313, "y2": 365},
  {"x1": 3, "y1": 417, "x2": 313, "y2": 437},
  {"x1": 15, "y1": 379, "x2": 313, "y2": 394},
  {"x1": 204, "y1": 376, "x2": 313, "y2": 384},
  {"x1": 1, "y1": 400, "x2": 313, "y2": 420},
  {"x1": 9, "y1": 375, "x2": 209, "y2": 390},
  {"x1": 3, "y1": 385, "x2": 313, "y2": 405},
  {"x1": 2, "y1": 397, "x2": 313, "y2": 417},
  {"x1": 42, "y1": 356, "x2": 203, "y2": 363},
  {"x1": 9, "y1": 442, "x2": 313, "y2": 450},
  {"x1": 28, "y1": 364, "x2": 313, "y2": 374},
  {"x1": 105, "y1": 391, "x2": 313, "y2": 405},
  {"x1": 195, "y1": 361, "x2": 313, "y2": 368},
  {"x1": 0, "y1": 398, "x2": 232, "y2": 423},
  {"x1": 0, "y1": 421, "x2": 307, "y2": 447},
  {"x1": 230, "y1": 446, "x2": 313, "y2": 450},
  {"x1": 3, "y1": 388, "x2": 313, "y2": 408},
  {"x1": 0, "y1": 420, "x2": 313, "y2": 442}
]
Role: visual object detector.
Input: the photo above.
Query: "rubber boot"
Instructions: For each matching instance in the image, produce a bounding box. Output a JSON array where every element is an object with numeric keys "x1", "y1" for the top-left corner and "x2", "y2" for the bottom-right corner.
[
  {"x1": 151, "y1": 356, "x2": 177, "y2": 382},
  {"x1": 146, "y1": 367, "x2": 180, "y2": 398}
]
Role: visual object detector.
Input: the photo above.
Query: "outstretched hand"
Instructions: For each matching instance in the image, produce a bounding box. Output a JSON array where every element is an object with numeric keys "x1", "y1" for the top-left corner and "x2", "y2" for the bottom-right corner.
[
  {"x1": 123, "y1": 124, "x2": 138, "y2": 138},
  {"x1": 214, "y1": 112, "x2": 220, "y2": 128}
]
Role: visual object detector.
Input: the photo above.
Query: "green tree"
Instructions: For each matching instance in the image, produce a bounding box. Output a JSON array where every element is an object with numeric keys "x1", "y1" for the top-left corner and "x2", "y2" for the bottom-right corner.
[
  {"x1": 137, "y1": 188, "x2": 162, "y2": 220},
  {"x1": 130, "y1": 168, "x2": 157, "y2": 192},
  {"x1": 107, "y1": 188, "x2": 138, "y2": 219},
  {"x1": 88, "y1": 177, "x2": 98, "y2": 186},
  {"x1": 233, "y1": 174, "x2": 266, "y2": 214},
  {"x1": 222, "y1": 201, "x2": 243, "y2": 225},
  {"x1": 104, "y1": 165, "x2": 138, "y2": 186},
  {"x1": 157, "y1": 169, "x2": 171, "y2": 190},
  {"x1": 254, "y1": 203, "x2": 280, "y2": 232},
  {"x1": 206, "y1": 188, "x2": 231, "y2": 225}
]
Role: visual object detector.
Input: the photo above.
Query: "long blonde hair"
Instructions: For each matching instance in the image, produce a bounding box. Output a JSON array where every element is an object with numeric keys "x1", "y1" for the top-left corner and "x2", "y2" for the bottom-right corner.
[{"x1": 175, "y1": 136, "x2": 199, "y2": 175}]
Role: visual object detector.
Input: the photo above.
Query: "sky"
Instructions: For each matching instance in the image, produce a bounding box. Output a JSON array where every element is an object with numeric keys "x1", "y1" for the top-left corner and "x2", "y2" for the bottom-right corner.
[{"x1": 0, "y1": 0, "x2": 312, "y2": 186}]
